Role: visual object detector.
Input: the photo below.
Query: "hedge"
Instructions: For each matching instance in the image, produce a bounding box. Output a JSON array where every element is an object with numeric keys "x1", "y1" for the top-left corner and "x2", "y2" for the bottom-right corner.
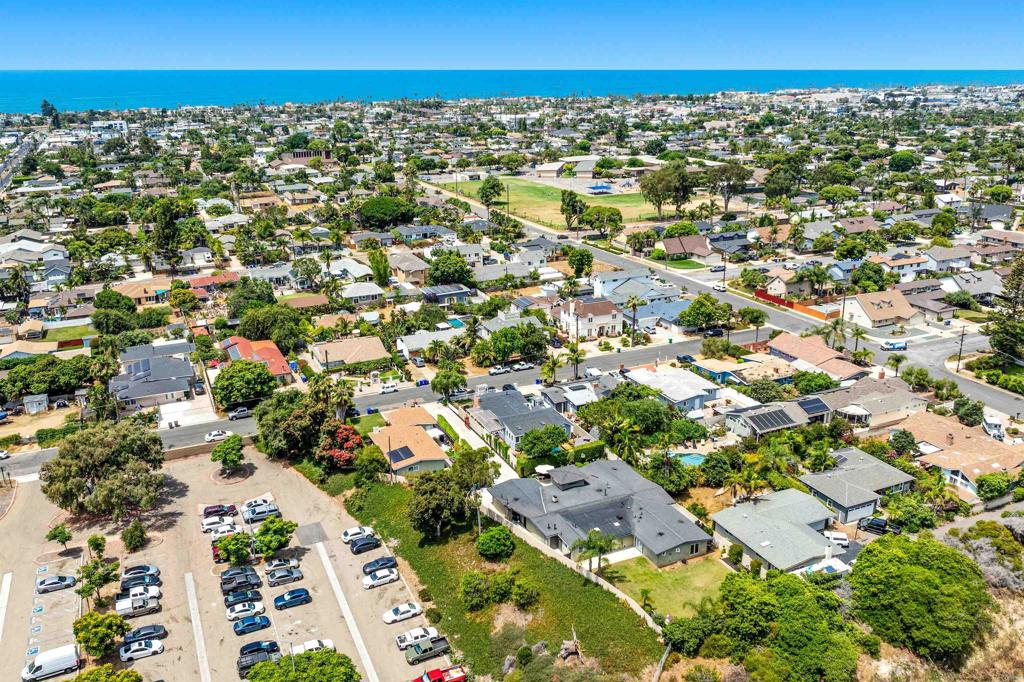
[
  {"x1": 977, "y1": 369, "x2": 1024, "y2": 396},
  {"x1": 0, "y1": 433, "x2": 21, "y2": 448},
  {"x1": 37, "y1": 422, "x2": 87, "y2": 447},
  {"x1": 336, "y1": 356, "x2": 394, "y2": 376},
  {"x1": 435, "y1": 414, "x2": 460, "y2": 442},
  {"x1": 564, "y1": 440, "x2": 606, "y2": 463}
]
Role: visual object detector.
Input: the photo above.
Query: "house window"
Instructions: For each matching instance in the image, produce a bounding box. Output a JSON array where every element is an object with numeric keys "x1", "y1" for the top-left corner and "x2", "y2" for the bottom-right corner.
[{"x1": 689, "y1": 544, "x2": 699, "y2": 555}]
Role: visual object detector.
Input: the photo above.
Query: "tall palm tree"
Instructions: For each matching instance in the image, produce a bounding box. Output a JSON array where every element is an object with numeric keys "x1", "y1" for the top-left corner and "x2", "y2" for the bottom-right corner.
[
  {"x1": 571, "y1": 529, "x2": 617, "y2": 576},
  {"x1": 886, "y1": 352, "x2": 907, "y2": 377},
  {"x1": 849, "y1": 326, "x2": 868, "y2": 352},
  {"x1": 826, "y1": 317, "x2": 847, "y2": 349},
  {"x1": 626, "y1": 295, "x2": 647, "y2": 347},
  {"x1": 725, "y1": 465, "x2": 767, "y2": 503},
  {"x1": 423, "y1": 340, "x2": 447, "y2": 365},
  {"x1": 331, "y1": 378, "x2": 355, "y2": 419},
  {"x1": 564, "y1": 342, "x2": 585, "y2": 380},
  {"x1": 540, "y1": 353, "x2": 564, "y2": 386},
  {"x1": 612, "y1": 418, "x2": 642, "y2": 467},
  {"x1": 851, "y1": 348, "x2": 874, "y2": 366}
]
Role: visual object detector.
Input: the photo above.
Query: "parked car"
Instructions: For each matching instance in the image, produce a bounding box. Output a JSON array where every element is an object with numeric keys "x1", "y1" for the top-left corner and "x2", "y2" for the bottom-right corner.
[
  {"x1": 362, "y1": 556, "x2": 398, "y2": 575},
  {"x1": 411, "y1": 357, "x2": 425, "y2": 367},
  {"x1": 263, "y1": 558, "x2": 298, "y2": 573},
  {"x1": 224, "y1": 590, "x2": 263, "y2": 608},
  {"x1": 239, "y1": 640, "x2": 280, "y2": 656},
  {"x1": 488, "y1": 365, "x2": 510, "y2": 376},
  {"x1": 221, "y1": 574, "x2": 262, "y2": 595},
  {"x1": 237, "y1": 650, "x2": 281, "y2": 678},
  {"x1": 341, "y1": 526, "x2": 375, "y2": 544},
  {"x1": 202, "y1": 515, "x2": 235, "y2": 533},
  {"x1": 123, "y1": 625, "x2": 168, "y2": 645},
  {"x1": 36, "y1": 576, "x2": 76, "y2": 594},
  {"x1": 549, "y1": 337, "x2": 563, "y2": 348},
  {"x1": 114, "y1": 586, "x2": 161, "y2": 602},
  {"x1": 210, "y1": 525, "x2": 241, "y2": 541},
  {"x1": 203, "y1": 504, "x2": 237, "y2": 518},
  {"x1": 0, "y1": 450, "x2": 9, "y2": 460},
  {"x1": 584, "y1": 367, "x2": 602, "y2": 378},
  {"x1": 712, "y1": 282, "x2": 727, "y2": 292},
  {"x1": 291, "y1": 639, "x2": 334, "y2": 655},
  {"x1": 204, "y1": 430, "x2": 232, "y2": 443},
  {"x1": 405, "y1": 636, "x2": 451, "y2": 665},
  {"x1": 242, "y1": 497, "x2": 271, "y2": 511},
  {"x1": 212, "y1": 543, "x2": 227, "y2": 564},
  {"x1": 221, "y1": 566, "x2": 257, "y2": 580},
  {"x1": 702, "y1": 328, "x2": 724, "y2": 338},
  {"x1": 380, "y1": 382, "x2": 398, "y2": 394},
  {"x1": 267, "y1": 568, "x2": 303, "y2": 587},
  {"x1": 233, "y1": 616, "x2": 271, "y2": 636},
  {"x1": 363, "y1": 568, "x2": 400, "y2": 589},
  {"x1": 501, "y1": 383, "x2": 516, "y2": 392},
  {"x1": 858, "y1": 517, "x2": 901, "y2": 535},
  {"x1": 511, "y1": 362, "x2": 534, "y2": 371},
  {"x1": 383, "y1": 602, "x2": 423, "y2": 624},
  {"x1": 120, "y1": 575, "x2": 162, "y2": 590},
  {"x1": 226, "y1": 602, "x2": 265, "y2": 621},
  {"x1": 273, "y1": 588, "x2": 311, "y2": 610},
  {"x1": 822, "y1": 531, "x2": 850, "y2": 548},
  {"x1": 228, "y1": 407, "x2": 252, "y2": 420},
  {"x1": 242, "y1": 503, "x2": 280, "y2": 524},
  {"x1": 122, "y1": 564, "x2": 160, "y2": 579},
  {"x1": 395, "y1": 626, "x2": 439, "y2": 651},
  {"x1": 710, "y1": 264, "x2": 726, "y2": 273},
  {"x1": 119, "y1": 639, "x2": 164, "y2": 662},
  {"x1": 350, "y1": 536, "x2": 382, "y2": 555}
]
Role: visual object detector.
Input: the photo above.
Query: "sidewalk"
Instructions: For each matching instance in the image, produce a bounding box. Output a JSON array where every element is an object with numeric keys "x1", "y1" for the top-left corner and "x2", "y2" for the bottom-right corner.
[{"x1": 419, "y1": 402, "x2": 518, "y2": 483}]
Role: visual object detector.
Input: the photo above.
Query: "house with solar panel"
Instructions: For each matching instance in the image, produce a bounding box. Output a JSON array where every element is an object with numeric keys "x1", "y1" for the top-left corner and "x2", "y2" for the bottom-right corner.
[
  {"x1": 109, "y1": 340, "x2": 197, "y2": 410},
  {"x1": 724, "y1": 402, "x2": 810, "y2": 439},
  {"x1": 798, "y1": 447, "x2": 915, "y2": 523},
  {"x1": 485, "y1": 460, "x2": 712, "y2": 568},
  {"x1": 367, "y1": 407, "x2": 451, "y2": 478}
]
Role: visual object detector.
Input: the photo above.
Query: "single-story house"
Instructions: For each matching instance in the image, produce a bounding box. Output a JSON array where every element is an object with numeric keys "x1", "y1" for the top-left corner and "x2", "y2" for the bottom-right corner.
[
  {"x1": 624, "y1": 365, "x2": 719, "y2": 413},
  {"x1": 340, "y1": 282, "x2": 385, "y2": 306},
  {"x1": 220, "y1": 336, "x2": 293, "y2": 384},
  {"x1": 421, "y1": 284, "x2": 474, "y2": 307},
  {"x1": 799, "y1": 447, "x2": 915, "y2": 523},
  {"x1": 369, "y1": 407, "x2": 450, "y2": 478},
  {"x1": 312, "y1": 337, "x2": 391, "y2": 371}
]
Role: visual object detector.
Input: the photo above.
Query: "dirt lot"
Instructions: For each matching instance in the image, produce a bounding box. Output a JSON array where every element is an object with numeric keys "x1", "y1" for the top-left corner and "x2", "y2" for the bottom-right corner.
[{"x1": 0, "y1": 407, "x2": 79, "y2": 443}]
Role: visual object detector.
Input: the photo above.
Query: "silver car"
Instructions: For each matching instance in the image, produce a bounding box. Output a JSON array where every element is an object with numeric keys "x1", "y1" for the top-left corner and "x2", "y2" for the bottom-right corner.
[
  {"x1": 36, "y1": 575, "x2": 77, "y2": 594},
  {"x1": 267, "y1": 568, "x2": 303, "y2": 587}
]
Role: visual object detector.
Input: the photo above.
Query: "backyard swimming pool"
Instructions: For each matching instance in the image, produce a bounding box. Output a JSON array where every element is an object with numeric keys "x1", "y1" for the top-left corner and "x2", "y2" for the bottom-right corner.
[
  {"x1": 448, "y1": 318, "x2": 465, "y2": 328},
  {"x1": 672, "y1": 453, "x2": 706, "y2": 466}
]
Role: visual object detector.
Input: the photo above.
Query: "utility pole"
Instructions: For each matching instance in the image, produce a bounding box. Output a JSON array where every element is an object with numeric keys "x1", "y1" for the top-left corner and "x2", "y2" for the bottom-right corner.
[{"x1": 955, "y1": 324, "x2": 967, "y2": 373}]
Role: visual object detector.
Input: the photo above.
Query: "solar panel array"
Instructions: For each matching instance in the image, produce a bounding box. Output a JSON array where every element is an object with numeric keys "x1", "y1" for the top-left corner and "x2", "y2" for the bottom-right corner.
[
  {"x1": 387, "y1": 446, "x2": 415, "y2": 464},
  {"x1": 797, "y1": 397, "x2": 829, "y2": 416},
  {"x1": 748, "y1": 409, "x2": 795, "y2": 433}
]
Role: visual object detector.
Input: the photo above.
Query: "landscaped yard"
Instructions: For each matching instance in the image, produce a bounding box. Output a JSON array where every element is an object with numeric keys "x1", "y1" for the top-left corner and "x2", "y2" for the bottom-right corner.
[
  {"x1": 657, "y1": 258, "x2": 707, "y2": 270},
  {"x1": 440, "y1": 177, "x2": 664, "y2": 226},
  {"x1": 37, "y1": 324, "x2": 95, "y2": 342},
  {"x1": 346, "y1": 483, "x2": 662, "y2": 678},
  {"x1": 955, "y1": 309, "x2": 990, "y2": 323},
  {"x1": 351, "y1": 412, "x2": 385, "y2": 436},
  {"x1": 606, "y1": 555, "x2": 732, "y2": 619}
]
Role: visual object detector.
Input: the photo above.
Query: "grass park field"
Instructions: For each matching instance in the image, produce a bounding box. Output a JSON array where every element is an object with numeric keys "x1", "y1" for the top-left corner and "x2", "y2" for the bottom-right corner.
[{"x1": 440, "y1": 177, "x2": 665, "y2": 227}]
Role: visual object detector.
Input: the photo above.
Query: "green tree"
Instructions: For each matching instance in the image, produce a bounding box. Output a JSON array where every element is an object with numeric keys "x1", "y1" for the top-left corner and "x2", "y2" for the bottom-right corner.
[
  {"x1": 518, "y1": 424, "x2": 567, "y2": 461},
  {"x1": 168, "y1": 287, "x2": 199, "y2": 314},
  {"x1": 254, "y1": 516, "x2": 298, "y2": 556},
  {"x1": 989, "y1": 253, "x2": 1024, "y2": 362},
  {"x1": 40, "y1": 421, "x2": 164, "y2": 520},
  {"x1": 73, "y1": 665, "x2": 143, "y2": 682},
  {"x1": 427, "y1": 250, "x2": 473, "y2": 286},
  {"x1": 738, "y1": 307, "x2": 768, "y2": 342},
  {"x1": 885, "y1": 352, "x2": 906, "y2": 377},
  {"x1": 889, "y1": 429, "x2": 917, "y2": 456},
  {"x1": 211, "y1": 434, "x2": 245, "y2": 472},
  {"x1": 239, "y1": 304, "x2": 304, "y2": 353},
  {"x1": 791, "y1": 371, "x2": 838, "y2": 396},
  {"x1": 705, "y1": 163, "x2": 753, "y2": 213},
  {"x1": 76, "y1": 556, "x2": 120, "y2": 604},
  {"x1": 986, "y1": 184, "x2": 1013, "y2": 203},
  {"x1": 478, "y1": 176, "x2": 504, "y2": 214},
  {"x1": 247, "y1": 648, "x2": 361, "y2": 682},
  {"x1": 560, "y1": 190, "x2": 587, "y2": 233},
  {"x1": 73, "y1": 611, "x2": 129, "y2": 658},
  {"x1": 213, "y1": 359, "x2": 277, "y2": 407},
  {"x1": 746, "y1": 379, "x2": 786, "y2": 403},
  {"x1": 579, "y1": 205, "x2": 623, "y2": 239},
  {"x1": 567, "y1": 247, "x2": 593, "y2": 277},
  {"x1": 408, "y1": 469, "x2": 471, "y2": 538},
  {"x1": 94, "y1": 288, "x2": 137, "y2": 315},
  {"x1": 227, "y1": 277, "x2": 276, "y2": 318},
  {"x1": 367, "y1": 248, "x2": 390, "y2": 287},
  {"x1": 46, "y1": 523, "x2": 72, "y2": 551},
  {"x1": 430, "y1": 369, "x2": 467, "y2": 403},
  {"x1": 571, "y1": 529, "x2": 617, "y2": 575},
  {"x1": 121, "y1": 519, "x2": 147, "y2": 552},
  {"x1": 679, "y1": 294, "x2": 728, "y2": 330},
  {"x1": 476, "y1": 525, "x2": 515, "y2": 561},
  {"x1": 216, "y1": 532, "x2": 252, "y2": 566},
  {"x1": 539, "y1": 352, "x2": 564, "y2": 386},
  {"x1": 888, "y1": 150, "x2": 920, "y2": 172},
  {"x1": 564, "y1": 341, "x2": 585, "y2": 380}
]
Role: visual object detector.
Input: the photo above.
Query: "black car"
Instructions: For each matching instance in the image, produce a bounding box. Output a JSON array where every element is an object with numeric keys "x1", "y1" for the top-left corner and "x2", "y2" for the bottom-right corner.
[
  {"x1": 121, "y1": 575, "x2": 162, "y2": 590},
  {"x1": 858, "y1": 517, "x2": 901, "y2": 535},
  {"x1": 221, "y1": 573, "x2": 262, "y2": 595},
  {"x1": 501, "y1": 383, "x2": 515, "y2": 392},
  {"x1": 238, "y1": 651, "x2": 280, "y2": 678},
  {"x1": 350, "y1": 536, "x2": 382, "y2": 555},
  {"x1": 702, "y1": 328, "x2": 724, "y2": 338},
  {"x1": 239, "y1": 640, "x2": 280, "y2": 656},
  {"x1": 124, "y1": 624, "x2": 168, "y2": 645},
  {"x1": 220, "y1": 566, "x2": 257, "y2": 580},
  {"x1": 224, "y1": 590, "x2": 263, "y2": 608},
  {"x1": 203, "y1": 504, "x2": 238, "y2": 518},
  {"x1": 361, "y1": 556, "x2": 398, "y2": 575},
  {"x1": 549, "y1": 337, "x2": 563, "y2": 349}
]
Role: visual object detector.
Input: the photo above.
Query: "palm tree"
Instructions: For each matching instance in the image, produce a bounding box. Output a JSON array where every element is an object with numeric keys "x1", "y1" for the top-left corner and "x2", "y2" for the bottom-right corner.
[
  {"x1": 331, "y1": 378, "x2": 355, "y2": 419},
  {"x1": 805, "y1": 443, "x2": 837, "y2": 472},
  {"x1": 725, "y1": 465, "x2": 767, "y2": 503},
  {"x1": 886, "y1": 352, "x2": 907, "y2": 377},
  {"x1": 571, "y1": 529, "x2": 617, "y2": 576},
  {"x1": 626, "y1": 295, "x2": 647, "y2": 347},
  {"x1": 826, "y1": 317, "x2": 847, "y2": 349},
  {"x1": 849, "y1": 326, "x2": 868, "y2": 352},
  {"x1": 851, "y1": 348, "x2": 874, "y2": 366},
  {"x1": 612, "y1": 418, "x2": 642, "y2": 467},
  {"x1": 564, "y1": 342, "x2": 585, "y2": 380},
  {"x1": 540, "y1": 353, "x2": 565, "y2": 386},
  {"x1": 423, "y1": 340, "x2": 447, "y2": 365}
]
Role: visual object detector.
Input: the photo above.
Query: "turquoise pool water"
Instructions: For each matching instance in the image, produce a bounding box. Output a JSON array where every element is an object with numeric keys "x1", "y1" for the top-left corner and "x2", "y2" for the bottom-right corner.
[
  {"x1": 672, "y1": 453, "x2": 706, "y2": 466},
  {"x1": 448, "y1": 318, "x2": 465, "y2": 328}
]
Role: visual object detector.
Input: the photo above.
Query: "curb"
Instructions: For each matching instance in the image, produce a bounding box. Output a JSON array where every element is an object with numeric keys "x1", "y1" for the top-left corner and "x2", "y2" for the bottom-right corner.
[{"x1": 0, "y1": 480, "x2": 17, "y2": 523}]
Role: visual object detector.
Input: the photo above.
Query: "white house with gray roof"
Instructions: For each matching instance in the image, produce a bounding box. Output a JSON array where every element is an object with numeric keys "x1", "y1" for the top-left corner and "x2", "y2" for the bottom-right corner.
[
  {"x1": 712, "y1": 489, "x2": 840, "y2": 574},
  {"x1": 486, "y1": 460, "x2": 711, "y2": 567},
  {"x1": 798, "y1": 447, "x2": 915, "y2": 523}
]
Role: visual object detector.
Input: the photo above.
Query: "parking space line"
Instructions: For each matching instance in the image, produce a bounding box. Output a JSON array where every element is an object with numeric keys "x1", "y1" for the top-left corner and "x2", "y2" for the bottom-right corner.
[
  {"x1": 315, "y1": 542, "x2": 379, "y2": 682},
  {"x1": 0, "y1": 572, "x2": 11, "y2": 643},
  {"x1": 184, "y1": 573, "x2": 212, "y2": 682}
]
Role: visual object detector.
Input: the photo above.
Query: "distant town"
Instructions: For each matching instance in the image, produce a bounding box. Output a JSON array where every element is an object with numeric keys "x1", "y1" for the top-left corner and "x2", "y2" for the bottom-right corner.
[{"x1": 0, "y1": 83, "x2": 1022, "y2": 682}]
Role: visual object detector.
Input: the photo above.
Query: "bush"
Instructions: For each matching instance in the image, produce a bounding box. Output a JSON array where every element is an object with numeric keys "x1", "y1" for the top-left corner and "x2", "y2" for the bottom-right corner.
[
  {"x1": 460, "y1": 571, "x2": 491, "y2": 611},
  {"x1": 697, "y1": 634, "x2": 733, "y2": 659},
  {"x1": 425, "y1": 607, "x2": 442, "y2": 624},
  {"x1": 976, "y1": 472, "x2": 1013, "y2": 502},
  {"x1": 515, "y1": 646, "x2": 534, "y2": 668},
  {"x1": 748, "y1": 559, "x2": 763, "y2": 576},
  {"x1": 0, "y1": 433, "x2": 21, "y2": 448},
  {"x1": 511, "y1": 579, "x2": 540, "y2": 610},
  {"x1": 726, "y1": 543, "x2": 744, "y2": 566},
  {"x1": 476, "y1": 525, "x2": 515, "y2": 561},
  {"x1": 489, "y1": 570, "x2": 517, "y2": 604},
  {"x1": 121, "y1": 520, "x2": 147, "y2": 552},
  {"x1": 435, "y1": 414, "x2": 460, "y2": 442},
  {"x1": 854, "y1": 630, "x2": 882, "y2": 658},
  {"x1": 685, "y1": 664, "x2": 721, "y2": 682},
  {"x1": 564, "y1": 440, "x2": 606, "y2": 464},
  {"x1": 418, "y1": 587, "x2": 432, "y2": 602}
]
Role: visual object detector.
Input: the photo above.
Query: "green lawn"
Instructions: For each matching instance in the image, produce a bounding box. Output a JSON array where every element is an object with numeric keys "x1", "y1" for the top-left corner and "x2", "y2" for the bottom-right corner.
[
  {"x1": 37, "y1": 325, "x2": 95, "y2": 342},
  {"x1": 292, "y1": 458, "x2": 356, "y2": 496},
  {"x1": 955, "y1": 309, "x2": 990, "y2": 323},
  {"x1": 605, "y1": 556, "x2": 731, "y2": 619},
  {"x1": 440, "y1": 177, "x2": 663, "y2": 226},
  {"x1": 351, "y1": 412, "x2": 386, "y2": 436},
  {"x1": 346, "y1": 484, "x2": 661, "y2": 677},
  {"x1": 659, "y1": 258, "x2": 707, "y2": 270}
]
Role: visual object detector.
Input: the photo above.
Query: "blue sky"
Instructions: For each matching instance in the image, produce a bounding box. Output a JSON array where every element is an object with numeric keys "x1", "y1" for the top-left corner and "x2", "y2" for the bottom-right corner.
[{"x1": 3, "y1": 0, "x2": 1023, "y2": 70}]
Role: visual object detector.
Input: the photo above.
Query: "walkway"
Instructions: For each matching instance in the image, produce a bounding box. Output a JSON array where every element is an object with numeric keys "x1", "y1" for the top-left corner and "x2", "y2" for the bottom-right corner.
[{"x1": 419, "y1": 402, "x2": 518, "y2": 483}]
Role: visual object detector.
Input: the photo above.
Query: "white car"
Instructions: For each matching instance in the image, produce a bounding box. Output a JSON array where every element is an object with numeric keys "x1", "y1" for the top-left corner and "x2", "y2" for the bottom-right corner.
[
  {"x1": 227, "y1": 601, "x2": 265, "y2": 621},
  {"x1": 383, "y1": 602, "x2": 423, "y2": 624},
  {"x1": 210, "y1": 525, "x2": 241, "y2": 541},
  {"x1": 201, "y1": 516, "x2": 234, "y2": 533},
  {"x1": 511, "y1": 362, "x2": 534, "y2": 371},
  {"x1": 488, "y1": 365, "x2": 510, "y2": 376},
  {"x1": 341, "y1": 526, "x2": 374, "y2": 544},
  {"x1": 362, "y1": 568, "x2": 400, "y2": 590},
  {"x1": 823, "y1": 531, "x2": 850, "y2": 548},
  {"x1": 118, "y1": 585, "x2": 162, "y2": 601},
  {"x1": 242, "y1": 497, "x2": 271, "y2": 511},
  {"x1": 0, "y1": 449, "x2": 9, "y2": 460},
  {"x1": 119, "y1": 639, "x2": 164, "y2": 662},
  {"x1": 204, "y1": 430, "x2": 232, "y2": 443},
  {"x1": 264, "y1": 558, "x2": 299, "y2": 573},
  {"x1": 395, "y1": 626, "x2": 439, "y2": 650},
  {"x1": 712, "y1": 283, "x2": 727, "y2": 292},
  {"x1": 584, "y1": 367, "x2": 602, "y2": 378},
  {"x1": 291, "y1": 639, "x2": 335, "y2": 655}
]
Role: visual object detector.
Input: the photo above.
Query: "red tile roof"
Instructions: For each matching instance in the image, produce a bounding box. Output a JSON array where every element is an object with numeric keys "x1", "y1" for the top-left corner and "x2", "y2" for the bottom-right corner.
[{"x1": 222, "y1": 336, "x2": 291, "y2": 377}]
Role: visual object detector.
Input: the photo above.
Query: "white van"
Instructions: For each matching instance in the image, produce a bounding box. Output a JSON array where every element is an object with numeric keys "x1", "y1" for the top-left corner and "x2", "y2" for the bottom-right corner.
[
  {"x1": 880, "y1": 341, "x2": 907, "y2": 351},
  {"x1": 379, "y1": 382, "x2": 398, "y2": 395},
  {"x1": 21, "y1": 644, "x2": 81, "y2": 680},
  {"x1": 822, "y1": 531, "x2": 850, "y2": 548}
]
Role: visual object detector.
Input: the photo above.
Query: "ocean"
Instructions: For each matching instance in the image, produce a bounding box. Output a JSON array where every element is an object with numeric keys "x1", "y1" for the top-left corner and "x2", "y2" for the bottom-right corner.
[{"x1": 2, "y1": 70, "x2": 1024, "y2": 114}]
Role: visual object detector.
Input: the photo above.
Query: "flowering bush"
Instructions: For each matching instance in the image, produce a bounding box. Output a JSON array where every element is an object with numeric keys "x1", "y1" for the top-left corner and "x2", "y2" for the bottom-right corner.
[{"x1": 316, "y1": 420, "x2": 363, "y2": 468}]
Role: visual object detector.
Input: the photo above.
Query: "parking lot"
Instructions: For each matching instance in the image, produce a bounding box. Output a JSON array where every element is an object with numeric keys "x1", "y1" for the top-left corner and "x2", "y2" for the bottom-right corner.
[{"x1": 0, "y1": 452, "x2": 443, "y2": 681}]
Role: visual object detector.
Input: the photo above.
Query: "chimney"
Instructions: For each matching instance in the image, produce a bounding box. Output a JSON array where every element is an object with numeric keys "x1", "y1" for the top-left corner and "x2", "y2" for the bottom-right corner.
[{"x1": 947, "y1": 432, "x2": 954, "y2": 445}]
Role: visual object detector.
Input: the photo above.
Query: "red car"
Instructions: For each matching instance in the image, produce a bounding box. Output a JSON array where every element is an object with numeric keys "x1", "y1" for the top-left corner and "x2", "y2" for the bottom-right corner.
[
  {"x1": 203, "y1": 504, "x2": 238, "y2": 519},
  {"x1": 212, "y1": 543, "x2": 227, "y2": 564}
]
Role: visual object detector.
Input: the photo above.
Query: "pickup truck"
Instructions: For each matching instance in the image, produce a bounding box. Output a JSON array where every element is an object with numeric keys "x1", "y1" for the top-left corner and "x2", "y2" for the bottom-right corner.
[
  {"x1": 411, "y1": 664, "x2": 467, "y2": 682},
  {"x1": 115, "y1": 596, "x2": 161, "y2": 618},
  {"x1": 405, "y1": 636, "x2": 450, "y2": 665}
]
